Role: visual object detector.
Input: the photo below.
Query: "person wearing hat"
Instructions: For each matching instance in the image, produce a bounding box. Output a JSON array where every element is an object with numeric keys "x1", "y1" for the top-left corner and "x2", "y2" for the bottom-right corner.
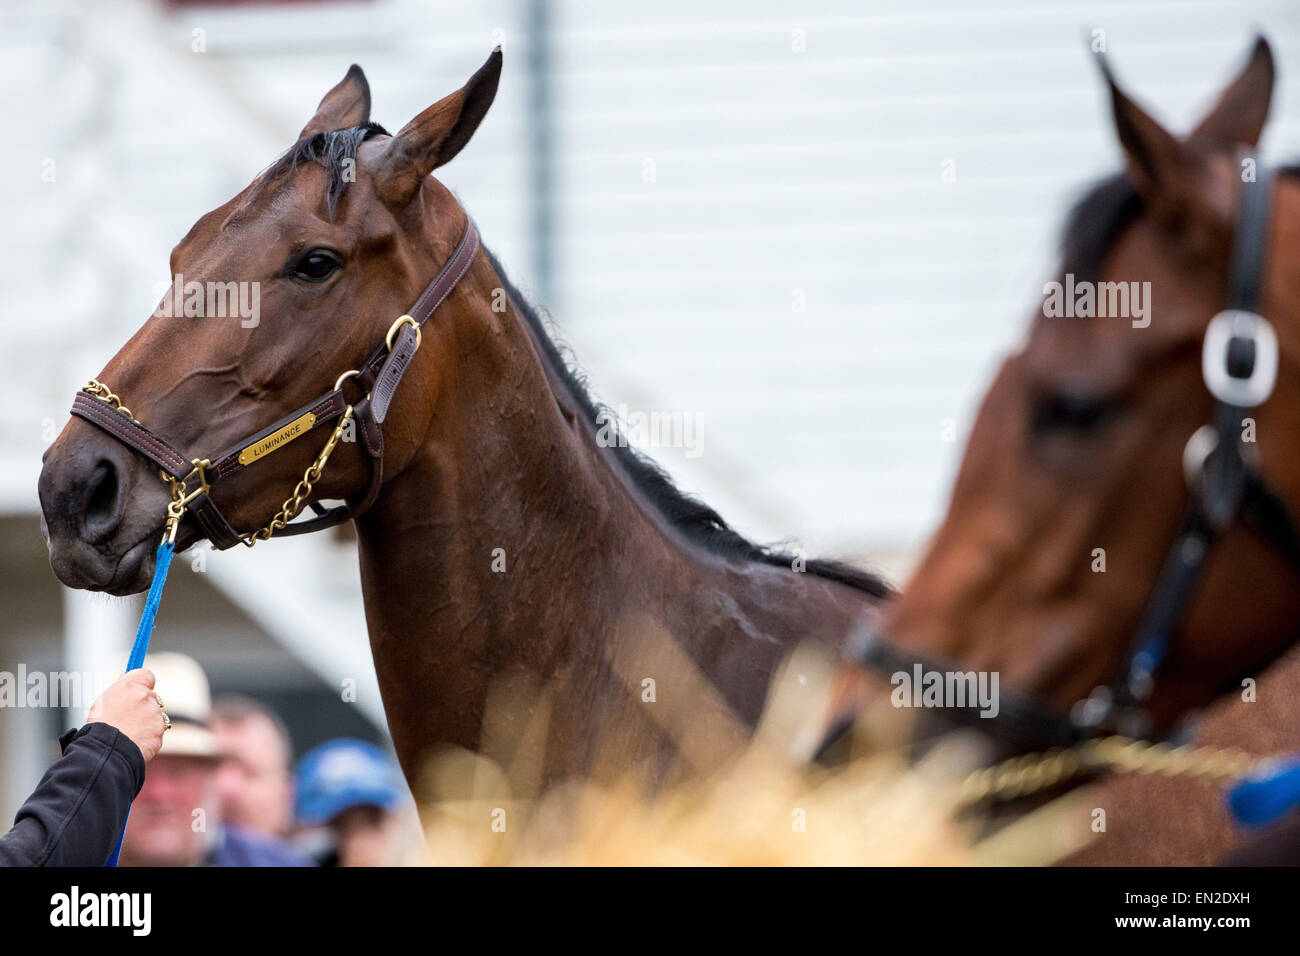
[
  {"x1": 294, "y1": 738, "x2": 409, "y2": 866},
  {"x1": 117, "y1": 653, "x2": 313, "y2": 867},
  {"x1": 0, "y1": 668, "x2": 167, "y2": 866}
]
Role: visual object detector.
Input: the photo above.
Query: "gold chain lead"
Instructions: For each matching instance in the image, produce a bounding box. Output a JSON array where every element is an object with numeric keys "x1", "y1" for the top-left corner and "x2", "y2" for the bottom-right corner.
[
  {"x1": 240, "y1": 406, "x2": 355, "y2": 547},
  {"x1": 84, "y1": 380, "x2": 135, "y2": 421},
  {"x1": 956, "y1": 734, "x2": 1264, "y2": 806}
]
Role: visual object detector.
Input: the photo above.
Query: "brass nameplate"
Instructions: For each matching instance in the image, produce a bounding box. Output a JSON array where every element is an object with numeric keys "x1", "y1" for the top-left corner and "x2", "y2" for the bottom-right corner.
[{"x1": 237, "y1": 412, "x2": 317, "y2": 466}]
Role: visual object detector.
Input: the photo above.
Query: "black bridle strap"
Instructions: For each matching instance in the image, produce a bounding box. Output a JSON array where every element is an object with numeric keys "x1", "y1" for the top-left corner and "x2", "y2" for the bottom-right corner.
[
  {"x1": 1111, "y1": 162, "x2": 1276, "y2": 709},
  {"x1": 1243, "y1": 471, "x2": 1300, "y2": 565},
  {"x1": 1109, "y1": 507, "x2": 1215, "y2": 717},
  {"x1": 1227, "y1": 160, "x2": 1273, "y2": 314},
  {"x1": 850, "y1": 629, "x2": 1090, "y2": 749}
]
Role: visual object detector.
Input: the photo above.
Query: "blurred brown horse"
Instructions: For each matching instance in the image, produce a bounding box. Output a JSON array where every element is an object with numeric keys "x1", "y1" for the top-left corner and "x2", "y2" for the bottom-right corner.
[
  {"x1": 822, "y1": 38, "x2": 1300, "y2": 861},
  {"x1": 38, "y1": 51, "x2": 888, "y2": 789}
]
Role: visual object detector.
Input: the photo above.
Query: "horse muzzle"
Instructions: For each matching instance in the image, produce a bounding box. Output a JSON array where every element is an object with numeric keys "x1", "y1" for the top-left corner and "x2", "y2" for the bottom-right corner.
[{"x1": 38, "y1": 419, "x2": 167, "y2": 594}]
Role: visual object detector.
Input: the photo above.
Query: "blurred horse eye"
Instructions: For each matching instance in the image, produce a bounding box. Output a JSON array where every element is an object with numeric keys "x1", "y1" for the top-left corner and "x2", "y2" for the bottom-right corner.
[
  {"x1": 1030, "y1": 388, "x2": 1115, "y2": 436},
  {"x1": 290, "y1": 250, "x2": 341, "y2": 282}
]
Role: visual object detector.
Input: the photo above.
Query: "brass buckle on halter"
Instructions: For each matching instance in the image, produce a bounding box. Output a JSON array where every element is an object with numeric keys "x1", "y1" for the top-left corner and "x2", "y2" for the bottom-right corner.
[
  {"x1": 159, "y1": 458, "x2": 212, "y2": 546},
  {"x1": 385, "y1": 314, "x2": 421, "y2": 352}
]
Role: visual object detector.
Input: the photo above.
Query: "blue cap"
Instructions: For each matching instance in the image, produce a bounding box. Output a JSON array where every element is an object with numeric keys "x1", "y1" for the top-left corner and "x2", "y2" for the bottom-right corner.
[{"x1": 295, "y1": 738, "x2": 404, "y2": 826}]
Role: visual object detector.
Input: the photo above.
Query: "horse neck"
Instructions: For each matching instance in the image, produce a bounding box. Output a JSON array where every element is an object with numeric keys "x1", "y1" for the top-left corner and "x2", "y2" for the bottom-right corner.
[
  {"x1": 350, "y1": 248, "x2": 716, "y2": 770},
  {"x1": 351, "y1": 233, "x2": 877, "y2": 782}
]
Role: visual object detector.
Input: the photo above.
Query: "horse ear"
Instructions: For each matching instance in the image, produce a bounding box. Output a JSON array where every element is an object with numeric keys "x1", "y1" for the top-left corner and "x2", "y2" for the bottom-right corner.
[
  {"x1": 300, "y1": 65, "x2": 371, "y2": 139},
  {"x1": 1096, "y1": 53, "x2": 1226, "y2": 248},
  {"x1": 1189, "y1": 36, "x2": 1274, "y2": 149},
  {"x1": 375, "y1": 48, "x2": 502, "y2": 206}
]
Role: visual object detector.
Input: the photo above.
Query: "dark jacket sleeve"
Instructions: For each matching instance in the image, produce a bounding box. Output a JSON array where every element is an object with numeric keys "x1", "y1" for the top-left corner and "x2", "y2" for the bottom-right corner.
[{"x1": 0, "y1": 722, "x2": 146, "y2": 867}]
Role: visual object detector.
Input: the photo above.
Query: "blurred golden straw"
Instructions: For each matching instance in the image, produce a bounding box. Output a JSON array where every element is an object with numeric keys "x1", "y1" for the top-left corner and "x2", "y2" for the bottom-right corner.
[{"x1": 413, "y1": 620, "x2": 1093, "y2": 865}]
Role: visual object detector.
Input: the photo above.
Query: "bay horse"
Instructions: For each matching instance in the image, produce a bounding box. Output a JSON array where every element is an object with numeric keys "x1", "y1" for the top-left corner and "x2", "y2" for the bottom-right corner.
[
  {"x1": 820, "y1": 38, "x2": 1300, "y2": 863},
  {"x1": 37, "y1": 50, "x2": 888, "y2": 791}
]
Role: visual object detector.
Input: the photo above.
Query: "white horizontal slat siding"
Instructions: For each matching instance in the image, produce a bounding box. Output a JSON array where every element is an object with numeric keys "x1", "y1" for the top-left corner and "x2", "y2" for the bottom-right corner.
[{"x1": 548, "y1": 0, "x2": 1300, "y2": 557}]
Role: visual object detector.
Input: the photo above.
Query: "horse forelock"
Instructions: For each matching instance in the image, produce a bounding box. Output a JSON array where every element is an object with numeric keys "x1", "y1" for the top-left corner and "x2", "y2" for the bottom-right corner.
[{"x1": 237, "y1": 122, "x2": 391, "y2": 225}]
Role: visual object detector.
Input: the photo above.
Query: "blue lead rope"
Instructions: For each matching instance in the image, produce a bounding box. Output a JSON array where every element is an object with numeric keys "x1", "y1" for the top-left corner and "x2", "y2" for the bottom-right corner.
[
  {"x1": 1228, "y1": 757, "x2": 1300, "y2": 828},
  {"x1": 104, "y1": 540, "x2": 176, "y2": 867}
]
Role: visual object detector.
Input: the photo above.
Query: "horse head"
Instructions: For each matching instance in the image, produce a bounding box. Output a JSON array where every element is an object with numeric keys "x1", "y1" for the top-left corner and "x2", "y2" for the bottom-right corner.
[
  {"x1": 826, "y1": 38, "x2": 1300, "y2": 747},
  {"x1": 39, "y1": 51, "x2": 502, "y2": 596}
]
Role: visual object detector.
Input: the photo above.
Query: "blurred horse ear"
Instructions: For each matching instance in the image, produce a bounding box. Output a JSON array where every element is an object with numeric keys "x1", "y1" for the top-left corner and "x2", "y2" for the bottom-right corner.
[
  {"x1": 1097, "y1": 54, "x2": 1196, "y2": 220},
  {"x1": 376, "y1": 48, "x2": 502, "y2": 206},
  {"x1": 1095, "y1": 52, "x2": 1230, "y2": 255},
  {"x1": 300, "y1": 65, "x2": 371, "y2": 139},
  {"x1": 1189, "y1": 36, "x2": 1274, "y2": 149}
]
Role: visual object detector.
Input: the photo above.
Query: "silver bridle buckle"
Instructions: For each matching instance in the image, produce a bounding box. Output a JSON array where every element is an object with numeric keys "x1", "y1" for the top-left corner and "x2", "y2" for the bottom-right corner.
[{"x1": 1202, "y1": 309, "x2": 1278, "y2": 407}]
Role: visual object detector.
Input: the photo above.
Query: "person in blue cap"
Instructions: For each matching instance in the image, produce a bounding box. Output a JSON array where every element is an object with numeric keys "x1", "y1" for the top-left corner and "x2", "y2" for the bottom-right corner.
[{"x1": 294, "y1": 738, "x2": 409, "y2": 866}]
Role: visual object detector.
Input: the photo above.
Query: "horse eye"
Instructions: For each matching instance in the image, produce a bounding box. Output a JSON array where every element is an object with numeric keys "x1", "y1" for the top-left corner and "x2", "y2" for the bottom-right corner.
[
  {"x1": 289, "y1": 250, "x2": 341, "y2": 282},
  {"x1": 1030, "y1": 388, "x2": 1116, "y2": 436}
]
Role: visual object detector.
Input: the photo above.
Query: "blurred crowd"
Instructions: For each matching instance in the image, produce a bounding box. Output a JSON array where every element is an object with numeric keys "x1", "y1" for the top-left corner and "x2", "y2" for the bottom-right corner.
[{"x1": 117, "y1": 652, "x2": 416, "y2": 867}]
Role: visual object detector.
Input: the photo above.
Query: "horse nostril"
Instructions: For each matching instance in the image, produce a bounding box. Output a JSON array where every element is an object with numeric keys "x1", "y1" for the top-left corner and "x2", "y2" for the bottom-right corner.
[{"x1": 82, "y1": 457, "x2": 124, "y2": 540}]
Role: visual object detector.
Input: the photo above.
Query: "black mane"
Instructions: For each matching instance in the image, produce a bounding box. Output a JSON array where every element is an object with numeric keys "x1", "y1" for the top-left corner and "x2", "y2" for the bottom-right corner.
[
  {"x1": 1060, "y1": 173, "x2": 1144, "y2": 284},
  {"x1": 483, "y1": 248, "x2": 892, "y2": 600},
  {"x1": 1060, "y1": 163, "x2": 1300, "y2": 282}
]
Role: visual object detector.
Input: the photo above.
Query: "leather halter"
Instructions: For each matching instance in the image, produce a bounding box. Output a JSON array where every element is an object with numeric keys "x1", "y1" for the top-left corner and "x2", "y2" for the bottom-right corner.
[
  {"x1": 70, "y1": 216, "x2": 480, "y2": 550},
  {"x1": 851, "y1": 157, "x2": 1300, "y2": 751}
]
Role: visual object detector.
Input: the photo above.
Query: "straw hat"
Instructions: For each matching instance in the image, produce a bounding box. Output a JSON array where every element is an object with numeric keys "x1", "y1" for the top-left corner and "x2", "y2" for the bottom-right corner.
[{"x1": 142, "y1": 652, "x2": 219, "y2": 759}]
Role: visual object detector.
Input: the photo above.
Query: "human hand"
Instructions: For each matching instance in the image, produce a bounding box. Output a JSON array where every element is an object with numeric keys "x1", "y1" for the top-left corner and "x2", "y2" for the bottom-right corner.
[{"x1": 87, "y1": 669, "x2": 167, "y2": 762}]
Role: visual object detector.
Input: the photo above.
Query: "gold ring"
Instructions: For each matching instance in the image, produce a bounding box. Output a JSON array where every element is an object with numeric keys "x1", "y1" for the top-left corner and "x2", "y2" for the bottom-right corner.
[
  {"x1": 155, "y1": 693, "x2": 164, "y2": 710},
  {"x1": 162, "y1": 712, "x2": 172, "y2": 732},
  {"x1": 333, "y1": 368, "x2": 362, "y2": 392}
]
